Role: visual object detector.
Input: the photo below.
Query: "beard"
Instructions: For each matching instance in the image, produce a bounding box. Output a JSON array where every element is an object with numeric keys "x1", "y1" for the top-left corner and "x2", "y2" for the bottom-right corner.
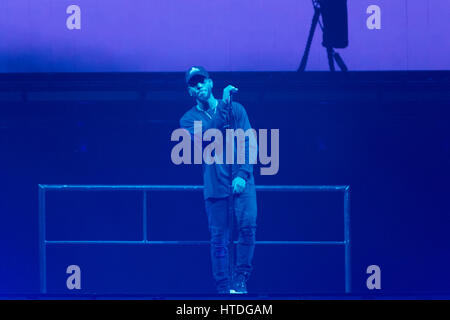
[{"x1": 197, "y1": 89, "x2": 211, "y2": 101}]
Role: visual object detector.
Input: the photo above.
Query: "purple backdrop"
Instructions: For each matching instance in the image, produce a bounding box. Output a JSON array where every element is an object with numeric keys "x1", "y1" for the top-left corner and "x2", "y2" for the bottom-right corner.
[{"x1": 0, "y1": 0, "x2": 448, "y2": 72}]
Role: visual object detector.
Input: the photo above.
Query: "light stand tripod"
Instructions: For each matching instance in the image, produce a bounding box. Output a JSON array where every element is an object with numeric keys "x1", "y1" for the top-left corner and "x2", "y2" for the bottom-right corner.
[{"x1": 298, "y1": 0, "x2": 348, "y2": 72}]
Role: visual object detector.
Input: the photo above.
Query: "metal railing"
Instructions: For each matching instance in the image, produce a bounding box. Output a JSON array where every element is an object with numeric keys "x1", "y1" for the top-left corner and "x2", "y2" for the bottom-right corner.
[{"x1": 38, "y1": 184, "x2": 351, "y2": 294}]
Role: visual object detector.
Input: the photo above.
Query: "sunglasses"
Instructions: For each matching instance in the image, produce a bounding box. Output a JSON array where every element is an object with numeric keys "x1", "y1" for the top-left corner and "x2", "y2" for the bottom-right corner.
[{"x1": 188, "y1": 75, "x2": 207, "y2": 88}]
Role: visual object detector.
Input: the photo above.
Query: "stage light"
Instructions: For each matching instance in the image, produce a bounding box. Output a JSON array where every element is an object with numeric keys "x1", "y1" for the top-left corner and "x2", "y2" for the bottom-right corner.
[{"x1": 298, "y1": 0, "x2": 349, "y2": 72}]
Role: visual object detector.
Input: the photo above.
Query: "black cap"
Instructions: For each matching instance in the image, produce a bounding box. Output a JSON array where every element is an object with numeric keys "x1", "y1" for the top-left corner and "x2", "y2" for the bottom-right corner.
[{"x1": 185, "y1": 66, "x2": 209, "y2": 86}]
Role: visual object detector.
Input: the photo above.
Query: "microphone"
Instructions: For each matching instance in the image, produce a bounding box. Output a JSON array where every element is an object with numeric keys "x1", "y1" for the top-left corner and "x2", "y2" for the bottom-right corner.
[
  {"x1": 226, "y1": 90, "x2": 237, "y2": 129},
  {"x1": 226, "y1": 87, "x2": 238, "y2": 107},
  {"x1": 223, "y1": 85, "x2": 238, "y2": 128},
  {"x1": 227, "y1": 91, "x2": 234, "y2": 111}
]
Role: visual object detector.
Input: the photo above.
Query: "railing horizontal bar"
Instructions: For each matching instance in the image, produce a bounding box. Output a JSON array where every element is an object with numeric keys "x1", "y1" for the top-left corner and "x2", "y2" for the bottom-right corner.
[
  {"x1": 45, "y1": 240, "x2": 345, "y2": 245},
  {"x1": 46, "y1": 240, "x2": 148, "y2": 245},
  {"x1": 255, "y1": 241, "x2": 345, "y2": 245},
  {"x1": 38, "y1": 184, "x2": 349, "y2": 192}
]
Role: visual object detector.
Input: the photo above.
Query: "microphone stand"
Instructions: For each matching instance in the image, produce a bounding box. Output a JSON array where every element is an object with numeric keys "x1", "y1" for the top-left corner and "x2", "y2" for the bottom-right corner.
[{"x1": 226, "y1": 93, "x2": 236, "y2": 288}]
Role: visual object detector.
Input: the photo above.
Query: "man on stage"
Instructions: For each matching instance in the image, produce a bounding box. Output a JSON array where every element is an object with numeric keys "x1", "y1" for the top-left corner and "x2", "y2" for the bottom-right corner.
[{"x1": 180, "y1": 66, "x2": 257, "y2": 294}]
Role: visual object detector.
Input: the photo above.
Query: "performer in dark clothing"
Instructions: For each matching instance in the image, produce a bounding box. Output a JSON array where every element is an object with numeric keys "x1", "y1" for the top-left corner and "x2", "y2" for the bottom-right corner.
[{"x1": 180, "y1": 66, "x2": 257, "y2": 294}]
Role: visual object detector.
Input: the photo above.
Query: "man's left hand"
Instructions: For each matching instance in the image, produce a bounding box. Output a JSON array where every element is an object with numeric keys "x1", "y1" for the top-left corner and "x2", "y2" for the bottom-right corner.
[
  {"x1": 222, "y1": 85, "x2": 239, "y2": 104},
  {"x1": 232, "y1": 177, "x2": 246, "y2": 194}
]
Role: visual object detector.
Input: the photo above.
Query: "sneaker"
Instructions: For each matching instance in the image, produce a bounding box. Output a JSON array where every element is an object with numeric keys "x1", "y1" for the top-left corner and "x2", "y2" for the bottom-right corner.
[
  {"x1": 230, "y1": 274, "x2": 248, "y2": 294},
  {"x1": 217, "y1": 284, "x2": 231, "y2": 294},
  {"x1": 217, "y1": 288, "x2": 230, "y2": 294}
]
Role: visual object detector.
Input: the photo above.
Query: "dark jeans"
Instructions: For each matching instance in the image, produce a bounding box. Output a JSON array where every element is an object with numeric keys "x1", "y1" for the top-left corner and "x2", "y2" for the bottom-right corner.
[{"x1": 205, "y1": 182, "x2": 257, "y2": 291}]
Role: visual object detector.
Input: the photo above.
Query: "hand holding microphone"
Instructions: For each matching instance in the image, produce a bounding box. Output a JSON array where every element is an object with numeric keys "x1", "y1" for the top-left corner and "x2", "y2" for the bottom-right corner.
[
  {"x1": 222, "y1": 85, "x2": 238, "y2": 105},
  {"x1": 222, "y1": 85, "x2": 238, "y2": 129}
]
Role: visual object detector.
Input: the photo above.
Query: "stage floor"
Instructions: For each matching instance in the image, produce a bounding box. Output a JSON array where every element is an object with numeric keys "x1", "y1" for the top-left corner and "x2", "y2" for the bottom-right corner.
[{"x1": 1, "y1": 293, "x2": 450, "y2": 300}]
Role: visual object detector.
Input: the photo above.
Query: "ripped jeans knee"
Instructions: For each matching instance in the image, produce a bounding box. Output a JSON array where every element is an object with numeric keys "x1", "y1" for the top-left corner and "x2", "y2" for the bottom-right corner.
[
  {"x1": 210, "y1": 226, "x2": 230, "y2": 254},
  {"x1": 238, "y1": 226, "x2": 256, "y2": 245}
]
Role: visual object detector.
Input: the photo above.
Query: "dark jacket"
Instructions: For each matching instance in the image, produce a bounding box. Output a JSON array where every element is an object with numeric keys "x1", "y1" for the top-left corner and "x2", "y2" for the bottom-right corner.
[{"x1": 180, "y1": 100, "x2": 256, "y2": 199}]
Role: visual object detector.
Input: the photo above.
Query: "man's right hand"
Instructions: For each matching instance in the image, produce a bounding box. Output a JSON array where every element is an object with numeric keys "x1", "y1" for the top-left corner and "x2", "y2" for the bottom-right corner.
[{"x1": 222, "y1": 85, "x2": 238, "y2": 104}]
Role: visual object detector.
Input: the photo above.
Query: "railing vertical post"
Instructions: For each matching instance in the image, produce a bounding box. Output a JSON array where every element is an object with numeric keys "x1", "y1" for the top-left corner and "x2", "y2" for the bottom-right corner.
[
  {"x1": 344, "y1": 186, "x2": 351, "y2": 293},
  {"x1": 38, "y1": 185, "x2": 47, "y2": 294},
  {"x1": 143, "y1": 191, "x2": 148, "y2": 242}
]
